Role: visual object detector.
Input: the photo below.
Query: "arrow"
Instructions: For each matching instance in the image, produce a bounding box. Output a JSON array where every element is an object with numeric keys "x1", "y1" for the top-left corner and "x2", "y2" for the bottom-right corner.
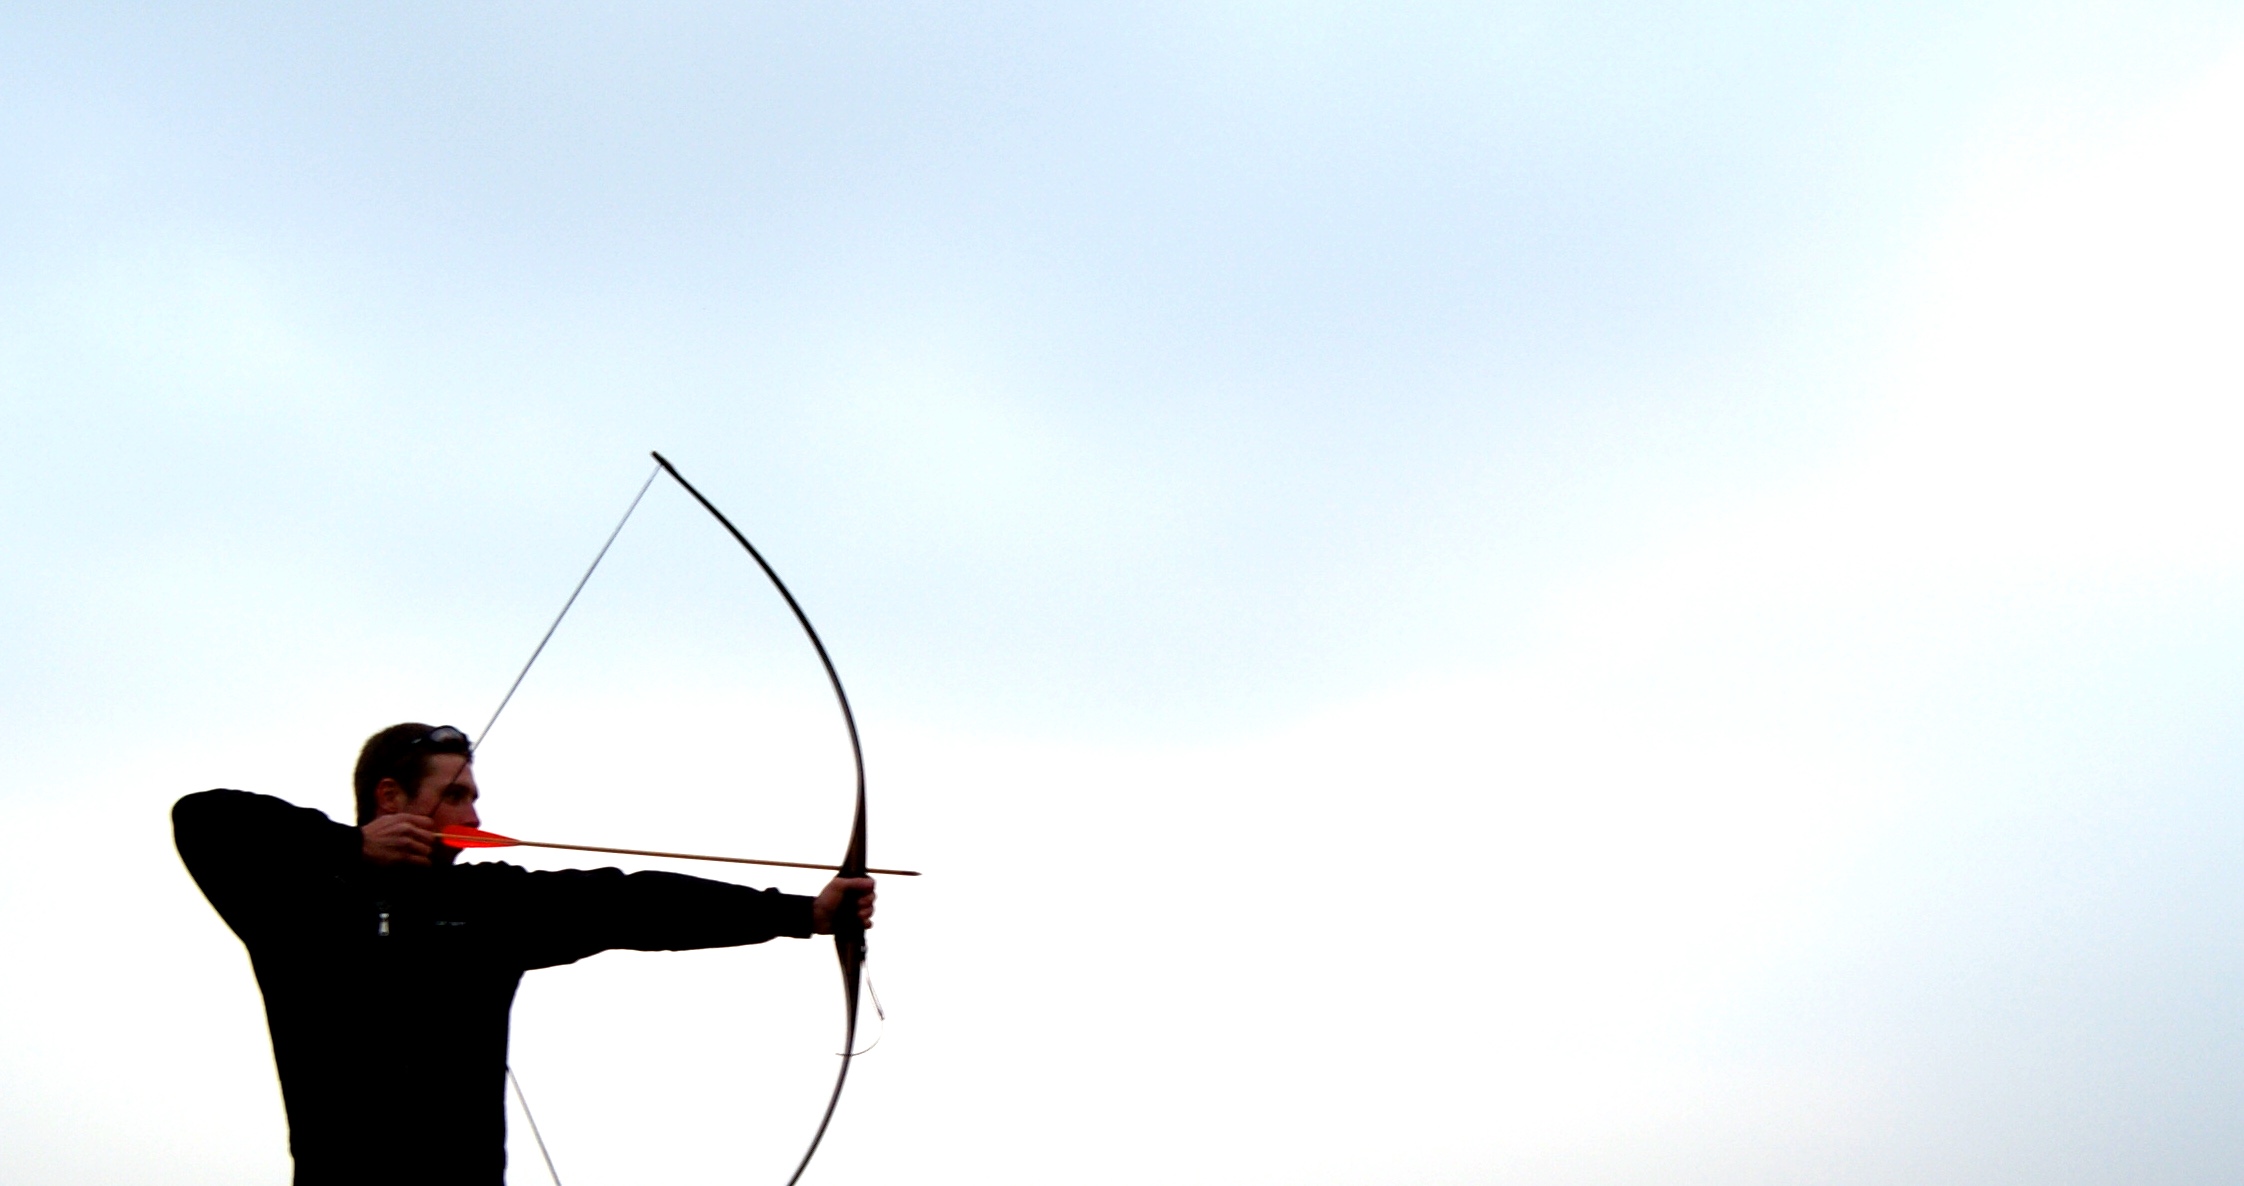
[{"x1": 439, "y1": 825, "x2": 922, "y2": 876}]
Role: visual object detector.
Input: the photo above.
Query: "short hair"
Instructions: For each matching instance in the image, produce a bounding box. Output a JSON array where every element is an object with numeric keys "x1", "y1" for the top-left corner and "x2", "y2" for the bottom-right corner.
[{"x1": 353, "y1": 723, "x2": 473, "y2": 824}]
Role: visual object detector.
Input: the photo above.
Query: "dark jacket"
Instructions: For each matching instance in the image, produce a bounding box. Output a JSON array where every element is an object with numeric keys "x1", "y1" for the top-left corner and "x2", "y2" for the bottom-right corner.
[{"x1": 173, "y1": 789, "x2": 815, "y2": 1186}]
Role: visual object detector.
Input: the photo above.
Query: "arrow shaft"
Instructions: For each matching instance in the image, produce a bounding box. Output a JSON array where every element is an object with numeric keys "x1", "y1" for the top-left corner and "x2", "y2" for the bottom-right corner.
[{"x1": 481, "y1": 836, "x2": 919, "y2": 877}]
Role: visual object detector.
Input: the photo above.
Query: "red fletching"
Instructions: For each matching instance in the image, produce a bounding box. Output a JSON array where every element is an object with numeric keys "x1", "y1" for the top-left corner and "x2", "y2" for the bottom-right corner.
[{"x1": 439, "y1": 825, "x2": 520, "y2": 849}]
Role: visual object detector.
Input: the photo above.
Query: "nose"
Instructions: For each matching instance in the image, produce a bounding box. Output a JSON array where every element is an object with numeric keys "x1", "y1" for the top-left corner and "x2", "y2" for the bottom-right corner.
[{"x1": 461, "y1": 804, "x2": 480, "y2": 828}]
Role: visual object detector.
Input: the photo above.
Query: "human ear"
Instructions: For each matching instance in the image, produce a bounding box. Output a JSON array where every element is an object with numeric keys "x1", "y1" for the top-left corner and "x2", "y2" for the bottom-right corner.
[{"x1": 373, "y1": 778, "x2": 411, "y2": 815}]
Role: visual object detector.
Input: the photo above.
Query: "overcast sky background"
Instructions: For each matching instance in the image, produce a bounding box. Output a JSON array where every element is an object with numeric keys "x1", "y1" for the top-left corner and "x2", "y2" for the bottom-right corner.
[{"x1": 6, "y1": 3, "x2": 2244, "y2": 1184}]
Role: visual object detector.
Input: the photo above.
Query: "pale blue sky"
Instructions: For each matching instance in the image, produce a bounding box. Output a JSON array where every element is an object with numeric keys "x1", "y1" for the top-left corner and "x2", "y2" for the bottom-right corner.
[{"x1": 7, "y1": 5, "x2": 2244, "y2": 1185}]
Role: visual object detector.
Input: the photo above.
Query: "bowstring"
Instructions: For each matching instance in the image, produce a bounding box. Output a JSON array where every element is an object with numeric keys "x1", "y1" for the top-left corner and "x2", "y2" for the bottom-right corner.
[
  {"x1": 474, "y1": 462, "x2": 661, "y2": 755},
  {"x1": 477, "y1": 459, "x2": 661, "y2": 1186},
  {"x1": 509, "y1": 1066, "x2": 566, "y2": 1186}
]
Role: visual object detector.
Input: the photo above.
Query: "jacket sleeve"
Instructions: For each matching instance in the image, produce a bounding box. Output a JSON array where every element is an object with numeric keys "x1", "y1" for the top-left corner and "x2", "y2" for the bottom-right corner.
[
  {"x1": 172, "y1": 789, "x2": 364, "y2": 942},
  {"x1": 480, "y1": 864, "x2": 818, "y2": 970}
]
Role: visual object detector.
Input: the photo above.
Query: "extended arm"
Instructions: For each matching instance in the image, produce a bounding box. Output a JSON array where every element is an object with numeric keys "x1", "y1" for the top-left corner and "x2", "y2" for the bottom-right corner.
[{"x1": 491, "y1": 864, "x2": 822, "y2": 969}]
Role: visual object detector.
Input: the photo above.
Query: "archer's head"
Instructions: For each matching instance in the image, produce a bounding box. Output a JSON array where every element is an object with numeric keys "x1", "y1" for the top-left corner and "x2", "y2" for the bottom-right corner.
[{"x1": 354, "y1": 723, "x2": 482, "y2": 864}]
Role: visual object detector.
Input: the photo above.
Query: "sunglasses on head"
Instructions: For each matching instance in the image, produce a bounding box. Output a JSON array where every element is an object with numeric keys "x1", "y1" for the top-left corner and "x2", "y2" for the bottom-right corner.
[{"x1": 409, "y1": 725, "x2": 471, "y2": 751}]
